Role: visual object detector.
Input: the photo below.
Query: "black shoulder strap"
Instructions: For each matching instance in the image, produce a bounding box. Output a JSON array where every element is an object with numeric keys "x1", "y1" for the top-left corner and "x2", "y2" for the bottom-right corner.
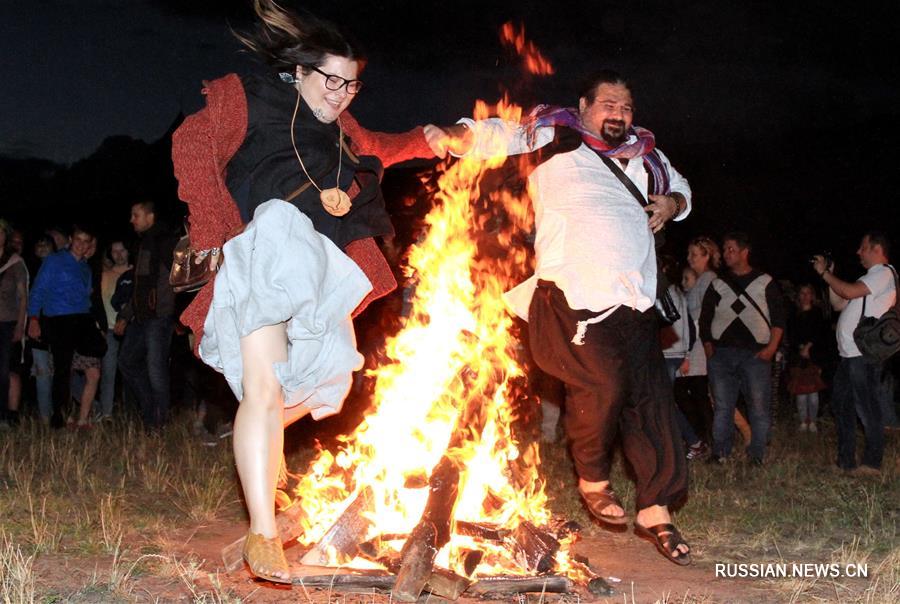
[
  {"x1": 595, "y1": 151, "x2": 648, "y2": 207},
  {"x1": 858, "y1": 264, "x2": 900, "y2": 325},
  {"x1": 718, "y1": 274, "x2": 772, "y2": 328}
]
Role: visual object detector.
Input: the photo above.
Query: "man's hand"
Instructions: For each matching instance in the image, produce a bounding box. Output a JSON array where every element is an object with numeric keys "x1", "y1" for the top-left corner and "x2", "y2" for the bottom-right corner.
[
  {"x1": 13, "y1": 322, "x2": 24, "y2": 343},
  {"x1": 27, "y1": 318, "x2": 40, "y2": 341},
  {"x1": 679, "y1": 357, "x2": 690, "y2": 376},
  {"x1": 755, "y1": 346, "x2": 777, "y2": 362},
  {"x1": 703, "y1": 342, "x2": 715, "y2": 360},
  {"x1": 811, "y1": 255, "x2": 833, "y2": 276},
  {"x1": 113, "y1": 318, "x2": 128, "y2": 337},
  {"x1": 646, "y1": 194, "x2": 681, "y2": 233}
]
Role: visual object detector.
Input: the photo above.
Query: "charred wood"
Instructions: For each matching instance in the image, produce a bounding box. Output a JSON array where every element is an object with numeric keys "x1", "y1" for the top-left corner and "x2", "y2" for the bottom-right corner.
[
  {"x1": 455, "y1": 520, "x2": 509, "y2": 541},
  {"x1": 292, "y1": 569, "x2": 395, "y2": 591},
  {"x1": 461, "y1": 548, "x2": 484, "y2": 576},
  {"x1": 466, "y1": 575, "x2": 574, "y2": 596},
  {"x1": 300, "y1": 486, "x2": 374, "y2": 566},
  {"x1": 394, "y1": 361, "x2": 489, "y2": 601},
  {"x1": 424, "y1": 567, "x2": 472, "y2": 600},
  {"x1": 511, "y1": 521, "x2": 560, "y2": 574}
]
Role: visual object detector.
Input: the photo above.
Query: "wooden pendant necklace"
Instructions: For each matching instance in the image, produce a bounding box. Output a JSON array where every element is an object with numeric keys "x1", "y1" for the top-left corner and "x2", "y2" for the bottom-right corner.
[{"x1": 290, "y1": 86, "x2": 351, "y2": 217}]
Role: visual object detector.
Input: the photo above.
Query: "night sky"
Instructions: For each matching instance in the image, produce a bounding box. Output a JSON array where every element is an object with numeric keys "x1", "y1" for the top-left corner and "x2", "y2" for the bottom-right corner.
[{"x1": 3, "y1": 0, "x2": 899, "y2": 278}]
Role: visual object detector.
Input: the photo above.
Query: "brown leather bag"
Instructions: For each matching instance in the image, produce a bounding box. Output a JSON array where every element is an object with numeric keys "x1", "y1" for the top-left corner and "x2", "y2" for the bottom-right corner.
[{"x1": 169, "y1": 234, "x2": 220, "y2": 293}]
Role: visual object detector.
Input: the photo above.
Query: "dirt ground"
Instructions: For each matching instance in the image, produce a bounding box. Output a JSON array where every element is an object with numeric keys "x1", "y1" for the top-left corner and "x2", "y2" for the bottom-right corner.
[{"x1": 31, "y1": 517, "x2": 862, "y2": 603}]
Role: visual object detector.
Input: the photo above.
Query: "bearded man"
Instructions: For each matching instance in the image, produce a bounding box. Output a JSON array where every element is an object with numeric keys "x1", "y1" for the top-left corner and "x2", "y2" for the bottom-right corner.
[{"x1": 425, "y1": 70, "x2": 692, "y2": 564}]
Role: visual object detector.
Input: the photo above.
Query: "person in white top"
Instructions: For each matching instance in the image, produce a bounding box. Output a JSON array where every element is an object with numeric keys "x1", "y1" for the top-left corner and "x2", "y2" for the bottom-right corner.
[
  {"x1": 426, "y1": 70, "x2": 692, "y2": 565},
  {"x1": 97, "y1": 240, "x2": 131, "y2": 420},
  {"x1": 813, "y1": 231, "x2": 896, "y2": 475}
]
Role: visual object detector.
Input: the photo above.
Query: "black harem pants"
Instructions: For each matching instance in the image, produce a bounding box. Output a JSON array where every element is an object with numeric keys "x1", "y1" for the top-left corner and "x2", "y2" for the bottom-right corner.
[{"x1": 528, "y1": 281, "x2": 688, "y2": 510}]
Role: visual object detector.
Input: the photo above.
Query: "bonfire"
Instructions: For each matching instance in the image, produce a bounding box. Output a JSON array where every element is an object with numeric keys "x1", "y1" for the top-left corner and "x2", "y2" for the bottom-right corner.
[{"x1": 222, "y1": 23, "x2": 611, "y2": 601}]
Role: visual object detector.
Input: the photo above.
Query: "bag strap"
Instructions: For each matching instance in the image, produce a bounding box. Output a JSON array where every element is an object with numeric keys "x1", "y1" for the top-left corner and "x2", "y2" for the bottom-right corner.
[
  {"x1": 718, "y1": 274, "x2": 772, "y2": 328},
  {"x1": 595, "y1": 152, "x2": 648, "y2": 206},
  {"x1": 284, "y1": 181, "x2": 313, "y2": 203},
  {"x1": 858, "y1": 263, "x2": 900, "y2": 325}
]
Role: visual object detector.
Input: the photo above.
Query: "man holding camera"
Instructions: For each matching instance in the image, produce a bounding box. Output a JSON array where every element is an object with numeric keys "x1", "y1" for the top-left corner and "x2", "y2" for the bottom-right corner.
[{"x1": 813, "y1": 231, "x2": 896, "y2": 476}]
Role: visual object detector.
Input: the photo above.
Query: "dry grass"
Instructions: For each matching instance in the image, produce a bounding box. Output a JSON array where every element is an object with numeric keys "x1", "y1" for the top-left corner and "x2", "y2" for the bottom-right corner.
[
  {"x1": 0, "y1": 530, "x2": 36, "y2": 604},
  {"x1": 0, "y1": 408, "x2": 896, "y2": 602}
]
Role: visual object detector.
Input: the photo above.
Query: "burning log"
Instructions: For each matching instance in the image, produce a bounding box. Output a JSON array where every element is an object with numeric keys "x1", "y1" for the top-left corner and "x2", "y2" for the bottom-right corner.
[
  {"x1": 460, "y1": 548, "x2": 484, "y2": 576},
  {"x1": 456, "y1": 520, "x2": 509, "y2": 541},
  {"x1": 289, "y1": 567, "x2": 470, "y2": 599},
  {"x1": 221, "y1": 501, "x2": 304, "y2": 572},
  {"x1": 292, "y1": 568, "x2": 395, "y2": 591},
  {"x1": 394, "y1": 364, "x2": 489, "y2": 602},
  {"x1": 510, "y1": 521, "x2": 559, "y2": 574},
  {"x1": 466, "y1": 575, "x2": 575, "y2": 597},
  {"x1": 393, "y1": 456, "x2": 460, "y2": 601},
  {"x1": 300, "y1": 486, "x2": 374, "y2": 566},
  {"x1": 425, "y1": 568, "x2": 472, "y2": 600}
]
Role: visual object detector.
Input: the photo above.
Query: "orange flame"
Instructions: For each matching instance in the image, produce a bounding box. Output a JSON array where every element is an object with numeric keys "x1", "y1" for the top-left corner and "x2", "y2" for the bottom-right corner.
[
  {"x1": 290, "y1": 98, "x2": 585, "y2": 579},
  {"x1": 500, "y1": 22, "x2": 555, "y2": 76}
]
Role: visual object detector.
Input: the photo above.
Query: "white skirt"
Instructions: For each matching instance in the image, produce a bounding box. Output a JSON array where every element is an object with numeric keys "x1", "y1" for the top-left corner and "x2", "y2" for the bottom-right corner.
[{"x1": 199, "y1": 200, "x2": 372, "y2": 419}]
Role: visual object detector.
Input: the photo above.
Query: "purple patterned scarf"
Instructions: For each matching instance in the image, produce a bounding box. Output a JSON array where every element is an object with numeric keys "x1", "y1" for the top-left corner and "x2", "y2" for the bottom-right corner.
[{"x1": 524, "y1": 105, "x2": 670, "y2": 195}]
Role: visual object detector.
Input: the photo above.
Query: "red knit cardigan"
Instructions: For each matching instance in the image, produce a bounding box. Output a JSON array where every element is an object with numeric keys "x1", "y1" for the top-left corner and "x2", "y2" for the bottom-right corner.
[{"x1": 171, "y1": 73, "x2": 433, "y2": 349}]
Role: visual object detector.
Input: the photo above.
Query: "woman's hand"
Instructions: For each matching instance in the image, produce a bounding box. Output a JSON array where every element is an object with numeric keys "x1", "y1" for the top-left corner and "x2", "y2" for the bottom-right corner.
[{"x1": 424, "y1": 123, "x2": 473, "y2": 159}]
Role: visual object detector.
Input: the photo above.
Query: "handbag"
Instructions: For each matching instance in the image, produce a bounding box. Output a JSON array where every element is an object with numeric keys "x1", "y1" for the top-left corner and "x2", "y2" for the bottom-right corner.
[
  {"x1": 853, "y1": 264, "x2": 900, "y2": 363},
  {"x1": 170, "y1": 181, "x2": 315, "y2": 293},
  {"x1": 596, "y1": 153, "x2": 680, "y2": 324},
  {"x1": 169, "y1": 234, "x2": 220, "y2": 293}
]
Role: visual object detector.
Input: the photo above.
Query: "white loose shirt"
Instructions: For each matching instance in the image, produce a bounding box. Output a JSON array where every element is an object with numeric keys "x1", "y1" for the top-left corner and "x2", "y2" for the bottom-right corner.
[
  {"x1": 456, "y1": 118, "x2": 691, "y2": 320},
  {"x1": 836, "y1": 263, "x2": 897, "y2": 358}
]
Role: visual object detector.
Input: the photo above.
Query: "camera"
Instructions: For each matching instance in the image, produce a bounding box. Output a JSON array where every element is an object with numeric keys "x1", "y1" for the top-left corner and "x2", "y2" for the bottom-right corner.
[{"x1": 809, "y1": 251, "x2": 833, "y2": 267}]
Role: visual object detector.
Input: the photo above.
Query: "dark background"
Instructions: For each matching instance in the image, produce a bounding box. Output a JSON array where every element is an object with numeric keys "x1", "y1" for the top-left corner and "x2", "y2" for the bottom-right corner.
[{"x1": 2, "y1": 0, "x2": 898, "y2": 283}]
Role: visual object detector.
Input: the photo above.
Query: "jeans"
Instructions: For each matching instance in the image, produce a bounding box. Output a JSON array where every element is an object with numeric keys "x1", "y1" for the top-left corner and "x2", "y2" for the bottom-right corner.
[
  {"x1": 876, "y1": 369, "x2": 898, "y2": 428},
  {"x1": 665, "y1": 357, "x2": 701, "y2": 446},
  {"x1": 796, "y1": 392, "x2": 819, "y2": 424},
  {"x1": 118, "y1": 316, "x2": 174, "y2": 429},
  {"x1": 31, "y1": 348, "x2": 53, "y2": 420},
  {"x1": 708, "y1": 346, "x2": 771, "y2": 461},
  {"x1": 833, "y1": 356, "x2": 884, "y2": 469},
  {"x1": 98, "y1": 331, "x2": 120, "y2": 417}
]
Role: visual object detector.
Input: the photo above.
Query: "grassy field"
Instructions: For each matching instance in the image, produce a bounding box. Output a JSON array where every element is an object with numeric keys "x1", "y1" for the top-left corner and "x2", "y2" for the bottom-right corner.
[{"x1": 0, "y1": 410, "x2": 897, "y2": 603}]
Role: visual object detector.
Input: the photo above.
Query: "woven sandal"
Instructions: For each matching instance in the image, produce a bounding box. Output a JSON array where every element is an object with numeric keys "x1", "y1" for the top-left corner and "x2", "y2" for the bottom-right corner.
[
  {"x1": 242, "y1": 532, "x2": 292, "y2": 584},
  {"x1": 634, "y1": 522, "x2": 692, "y2": 566},
  {"x1": 579, "y1": 485, "x2": 629, "y2": 526}
]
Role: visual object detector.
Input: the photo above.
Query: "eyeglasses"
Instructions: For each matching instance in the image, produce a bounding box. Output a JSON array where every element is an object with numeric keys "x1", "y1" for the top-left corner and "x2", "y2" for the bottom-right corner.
[{"x1": 306, "y1": 66, "x2": 363, "y2": 94}]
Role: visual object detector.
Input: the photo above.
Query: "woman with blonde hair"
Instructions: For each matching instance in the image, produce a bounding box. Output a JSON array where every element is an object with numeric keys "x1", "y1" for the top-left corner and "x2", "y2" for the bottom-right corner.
[{"x1": 172, "y1": 0, "x2": 438, "y2": 584}]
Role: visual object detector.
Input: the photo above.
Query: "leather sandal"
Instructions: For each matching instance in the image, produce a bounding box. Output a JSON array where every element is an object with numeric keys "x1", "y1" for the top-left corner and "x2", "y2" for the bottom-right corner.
[
  {"x1": 634, "y1": 522, "x2": 692, "y2": 566},
  {"x1": 579, "y1": 485, "x2": 629, "y2": 526},
  {"x1": 242, "y1": 532, "x2": 292, "y2": 584}
]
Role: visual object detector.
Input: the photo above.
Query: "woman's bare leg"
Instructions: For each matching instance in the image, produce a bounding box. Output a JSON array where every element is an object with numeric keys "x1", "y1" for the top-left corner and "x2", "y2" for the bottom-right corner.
[
  {"x1": 78, "y1": 367, "x2": 100, "y2": 424},
  {"x1": 234, "y1": 323, "x2": 291, "y2": 580}
]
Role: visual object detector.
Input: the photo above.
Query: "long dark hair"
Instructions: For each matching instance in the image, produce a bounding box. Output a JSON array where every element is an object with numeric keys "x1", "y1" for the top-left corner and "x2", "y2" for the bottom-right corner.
[{"x1": 234, "y1": 0, "x2": 366, "y2": 74}]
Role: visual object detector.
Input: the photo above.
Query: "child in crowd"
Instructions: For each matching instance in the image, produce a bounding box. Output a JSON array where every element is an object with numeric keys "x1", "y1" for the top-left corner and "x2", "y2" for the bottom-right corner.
[{"x1": 787, "y1": 342, "x2": 827, "y2": 432}]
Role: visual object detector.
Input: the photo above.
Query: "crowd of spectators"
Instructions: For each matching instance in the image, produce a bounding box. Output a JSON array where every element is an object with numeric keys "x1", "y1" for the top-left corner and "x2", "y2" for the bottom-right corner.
[
  {"x1": 537, "y1": 230, "x2": 899, "y2": 474},
  {"x1": 1, "y1": 211, "x2": 897, "y2": 475}
]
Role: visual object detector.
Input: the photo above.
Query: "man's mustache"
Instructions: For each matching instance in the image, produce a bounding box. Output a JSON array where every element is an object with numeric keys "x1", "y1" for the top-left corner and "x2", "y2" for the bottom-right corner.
[{"x1": 603, "y1": 119, "x2": 626, "y2": 130}]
